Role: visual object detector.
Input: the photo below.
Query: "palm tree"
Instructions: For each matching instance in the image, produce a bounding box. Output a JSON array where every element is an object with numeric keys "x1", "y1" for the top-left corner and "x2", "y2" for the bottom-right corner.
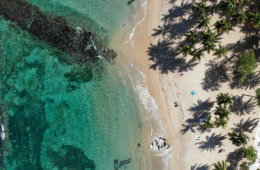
[
  {"x1": 216, "y1": 93, "x2": 233, "y2": 107},
  {"x1": 192, "y1": 49, "x2": 204, "y2": 61},
  {"x1": 242, "y1": 145, "x2": 257, "y2": 164},
  {"x1": 201, "y1": 30, "x2": 217, "y2": 53},
  {"x1": 220, "y1": 0, "x2": 237, "y2": 14},
  {"x1": 214, "y1": 106, "x2": 231, "y2": 120},
  {"x1": 201, "y1": 116, "x2": 214, "y2": 130},
  {"x1": 204, "y1": 41, "x2": 216, "y2": 54},
  {"x1": 181, "y1": 45, "x2": 193, "y2": 56},
  {"x1": 232, "y1": 8, "x2": 247, "y2": 24},
  {"x1": 247, "y1": 12, "x2": 260, "y2": 28},
  {"x1": 214, "y1": 44, "x2": 227, "y2": 58},
  {"x1": 213, "y1": 161, "x2": 228, "y2": 170},
  {"x1": 201, "y1": 30, "x2": 217, "y2": 45},
  {"x1": 256, "y1": 88, "x2": 260, "y2": 107},
  {"x1": 228, "y1": 130, "x2": 249, "y2": 147},
  {"x1": 197, "y1": 14, "x2": 211, "y2": 30},
  {"x1": 215, "y1": 19, "x2": 231, "y2": 34},
  {"x1": 240, "y1": 162, "x2": 250, "y2": 170},
  {"x1": 215, "y1": 117, "x2": 228, "y2": 128},
  {"x1": 186, "y1": 31, "x2": 197, "y2": 44},
  {"x1": 234, "y1": 50, "x2": 257, "y2": 83},
  {"x1": 192, "y1": 2, "x2": 208, "y2": 17}
]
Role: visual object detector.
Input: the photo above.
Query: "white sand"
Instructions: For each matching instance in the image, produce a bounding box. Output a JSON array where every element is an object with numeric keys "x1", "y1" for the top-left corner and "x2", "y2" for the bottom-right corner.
[{"x1": 131, "y1": 0, "x2": 260, "y2": 169}]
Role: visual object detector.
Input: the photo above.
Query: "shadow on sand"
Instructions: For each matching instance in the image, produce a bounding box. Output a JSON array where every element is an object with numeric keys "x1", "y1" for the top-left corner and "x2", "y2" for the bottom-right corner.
[{"x1": 181, "y1": 99, "x2": 214, "y2": 134}]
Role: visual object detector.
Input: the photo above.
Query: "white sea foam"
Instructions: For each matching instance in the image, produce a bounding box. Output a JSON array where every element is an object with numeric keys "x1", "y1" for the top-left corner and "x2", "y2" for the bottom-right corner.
[
  {"x1": 120, "y1": 0, "x2": 171, "y2": 169},
  {"x1": 123, "y1": 64, "x2": 171, "y2": 170},
  {"x1": 124, "y1": 0, "x2": 147, "y2": 46}
]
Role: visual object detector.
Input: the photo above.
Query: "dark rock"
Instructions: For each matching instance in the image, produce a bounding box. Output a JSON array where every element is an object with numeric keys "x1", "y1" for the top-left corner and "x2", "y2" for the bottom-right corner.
[{"x1": 0, "y1": 0, "x2": 117, "y2": 64}]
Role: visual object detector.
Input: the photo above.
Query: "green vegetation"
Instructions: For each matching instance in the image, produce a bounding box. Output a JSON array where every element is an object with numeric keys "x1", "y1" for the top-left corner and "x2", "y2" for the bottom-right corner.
[
  {"x1": 215, "y1": 19, "x2": 231, "y2": 34},
  {"x1": 242, "y1": 145, "x2": 257, "y2": 164},
  {"x1": 228, "y1": 130, "x2": 249, "y2": 147},
  {"x1": 213, "y1": 161, "x2": 228, "y2": 170},
  {"x1": 214, "y1": 116, "x2": 228, "y2": 129},
  {"x1": 201, "y1": 116, "x2": 214, "y2": 130},
  {"x1": 234, "y1": 51, "x2": 257, "y2": 83},
  {"x1": 216, "y1": 93, "x2": 233, "y2": 108},
  {"x1": 177, "y1": 0, "x2": 259, "y2": 169},
  {"x1": 240, "y1": 162, "x2": 250, "y2": 170},
  {"x1": 214, "y1": 45, "x2": 228, "y2": 58},
  {"x1": 256, "y1": 88, "x2": 260, "y2": 107}
]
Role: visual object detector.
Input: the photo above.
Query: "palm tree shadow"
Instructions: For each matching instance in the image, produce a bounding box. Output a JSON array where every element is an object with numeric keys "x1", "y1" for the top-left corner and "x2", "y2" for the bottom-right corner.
[
  {"x1": 230, "y1": 96, "x2": 256, "y2": 115},
  {"x1": 198, "y1": 133, "x2": 226, "y2": 152},
  {"x1": 147, "y1": 39, "x2": 186, "y2": 74},
  {"x1": 180, "y1": 99, "x2": 214, "y2": 134},
  {"x1": 148, "y1": 1, "x2": 200, "y2": 74},
  {"x1": 191, "y1": 163, "x2": 210, "y2": 170},
  {"x1": 152, "y1": 2, "x2": 194, "y2": 39},
  {"x1": 202, "y1": 60, "x2": 230, "y2": 92},
  {"x1": 233, "y1": 118, "x2": 259, "y2": 133},
  {"x1": 188, "y1": 99, "x2": 214, "y2": 117},
  {"x1": 230, "y1": 73, "x2": 260, "y2": 90},
  {"x1": 226, "y1": 148, "x2": 244, "y2": 169},
  {"x1": 225, "y1": 27, "x2": 259, "y2": 58}
]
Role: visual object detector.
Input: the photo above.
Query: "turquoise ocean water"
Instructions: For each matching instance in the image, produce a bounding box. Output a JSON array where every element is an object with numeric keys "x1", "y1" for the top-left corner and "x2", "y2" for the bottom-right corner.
[{"x1": 0, "y1": 0, "x2": 146, "y2": 169}]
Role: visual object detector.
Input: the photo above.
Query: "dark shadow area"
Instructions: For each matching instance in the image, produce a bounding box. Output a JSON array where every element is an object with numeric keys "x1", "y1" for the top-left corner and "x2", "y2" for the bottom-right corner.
[
  {"x1": 147, "y1": 39, "x2": 186, "y2": 74},
  {"x1": 226, "y1": 148, "x2": 244, "y2": 169},
  {"x1": 153, "y1": 2, "x2": 194, "y2": 39},
  {"x1": 191, "y1": 163, "x2": 210, "y2": 170},
  {"x1": 198, "y1": 133, "x2": 226, "y2": 152},
  {"x1": 226, "y1": 28, "x2": 259, "y2": 58},
  {"x1": 233, "y1": 117, "x2": 259, "y2": 133},
  {"x1": 230, "y1": 96, "x2": 256, "y2": 115},
  {"x1": 188, "y1": 99, "x2": 214, "y2": 117},
  {"x1": 147, "y1": 1, "x2": 200, "y2": 74},
  {"x1": 181, "y1": 99, "x2": 214, "y2": 134},
  {"x1": 202, "y1": 60, "x2": 230, "y2": 91},
  {"x1": 230, "y1": 73, "x2": 260, "y2": 90},
  {"x1": 47, "y1": 145, "x2": 96, "y2": 170}
]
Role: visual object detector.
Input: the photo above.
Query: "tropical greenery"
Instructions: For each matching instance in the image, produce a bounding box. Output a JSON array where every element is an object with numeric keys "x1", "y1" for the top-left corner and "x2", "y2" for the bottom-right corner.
[
  {"x1": 192, "y1": 2, "x2": 208, "y2": 17},
  {"x1": 215, "y1": 19, "x2": 231, "y2": 34},
  {"x1": 197, "y1": 15, "x2": 211, "y2": 30},
  {"x1": 214, "y1": 44, "x2": 227, "y2": 58},
  {"x1": 242, "y1": 145, "x2": 258, "y2": 164},
  {"x1": 216, "y1": 93, "x2": 233, "y2": 108},
  {"x1": 240, "y1": 162, "x2": 250, "y2": 170},
  {"x1": 178, "y1": 0, "x2": 259, "y2": 168},
  {"x1": 256, "y1": 88, "x2": 260, "y2": 107},
  {"x1": 200, "y1": 116, "x2": 214, "y2": 130},
  {"x1": 213, "y1": 161, "x2": 228, "y2": 170},
  {"x1": 181, "y1": 45, "x2": 193, "y2": 57},
  {"x1": 214, "y1": 106, "x2": 231, "y2": 120},
  {"x1": 214, "y1": 117, "x2": 228, "y2": 129},
  {"x1": 228, "y1": 130, "x2": 249, "y2": 147},
  {"x1": 233, "y1": 51, "x2": 257, "y2": 83}
]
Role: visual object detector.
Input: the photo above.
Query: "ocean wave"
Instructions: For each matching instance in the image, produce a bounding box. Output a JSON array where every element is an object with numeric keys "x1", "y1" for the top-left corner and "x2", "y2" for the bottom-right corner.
[
  {"x1": 124, "y1": 0, "x2": 147, "y2": 46},
  {"x1": 124, "y1": 64, "x2": 171, "y2": 170}
]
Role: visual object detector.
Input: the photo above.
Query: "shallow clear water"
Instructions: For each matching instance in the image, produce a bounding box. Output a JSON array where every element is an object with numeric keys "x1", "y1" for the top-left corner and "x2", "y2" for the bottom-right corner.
[{"x1": 0, "y1": 1, "x2": 144, "y2": 169}]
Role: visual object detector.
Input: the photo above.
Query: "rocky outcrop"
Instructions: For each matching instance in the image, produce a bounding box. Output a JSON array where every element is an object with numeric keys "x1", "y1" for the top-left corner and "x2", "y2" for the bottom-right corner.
[{"x1": 0, "y1": 0, "x2": 117, "y2": 63}]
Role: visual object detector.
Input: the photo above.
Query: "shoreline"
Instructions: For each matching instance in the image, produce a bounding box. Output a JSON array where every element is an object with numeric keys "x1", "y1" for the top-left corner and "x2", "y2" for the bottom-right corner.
[
  {"x1": 130, "y1": 0, "x2": 174, "y2": 169},
  {"x1": 128, "y1": 0, "x2": 260, "y2": 169},
  {"x1": 110, "y1": 0, "x2": 172, "y2": 168}
]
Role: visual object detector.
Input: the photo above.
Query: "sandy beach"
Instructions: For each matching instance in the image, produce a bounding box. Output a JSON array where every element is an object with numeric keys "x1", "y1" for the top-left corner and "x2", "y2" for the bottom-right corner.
[{"x1": 130, "y1": 0, "x2": 260, "y2": 169}]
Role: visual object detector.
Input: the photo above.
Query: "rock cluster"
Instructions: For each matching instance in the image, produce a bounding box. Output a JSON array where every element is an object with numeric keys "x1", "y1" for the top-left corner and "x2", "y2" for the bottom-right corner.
[
  {"x1": 150, "y1": 136, "x2": 170, "y2": 151},
  {"x1": 0, "y1": 0, "x2": 117, "y2": 64}
]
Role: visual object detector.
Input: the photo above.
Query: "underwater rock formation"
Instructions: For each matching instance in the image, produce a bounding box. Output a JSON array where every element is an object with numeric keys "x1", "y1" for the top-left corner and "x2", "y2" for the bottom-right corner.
[{"x1": 0, "y1": 0, "x2": 117, "y2": 63}]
